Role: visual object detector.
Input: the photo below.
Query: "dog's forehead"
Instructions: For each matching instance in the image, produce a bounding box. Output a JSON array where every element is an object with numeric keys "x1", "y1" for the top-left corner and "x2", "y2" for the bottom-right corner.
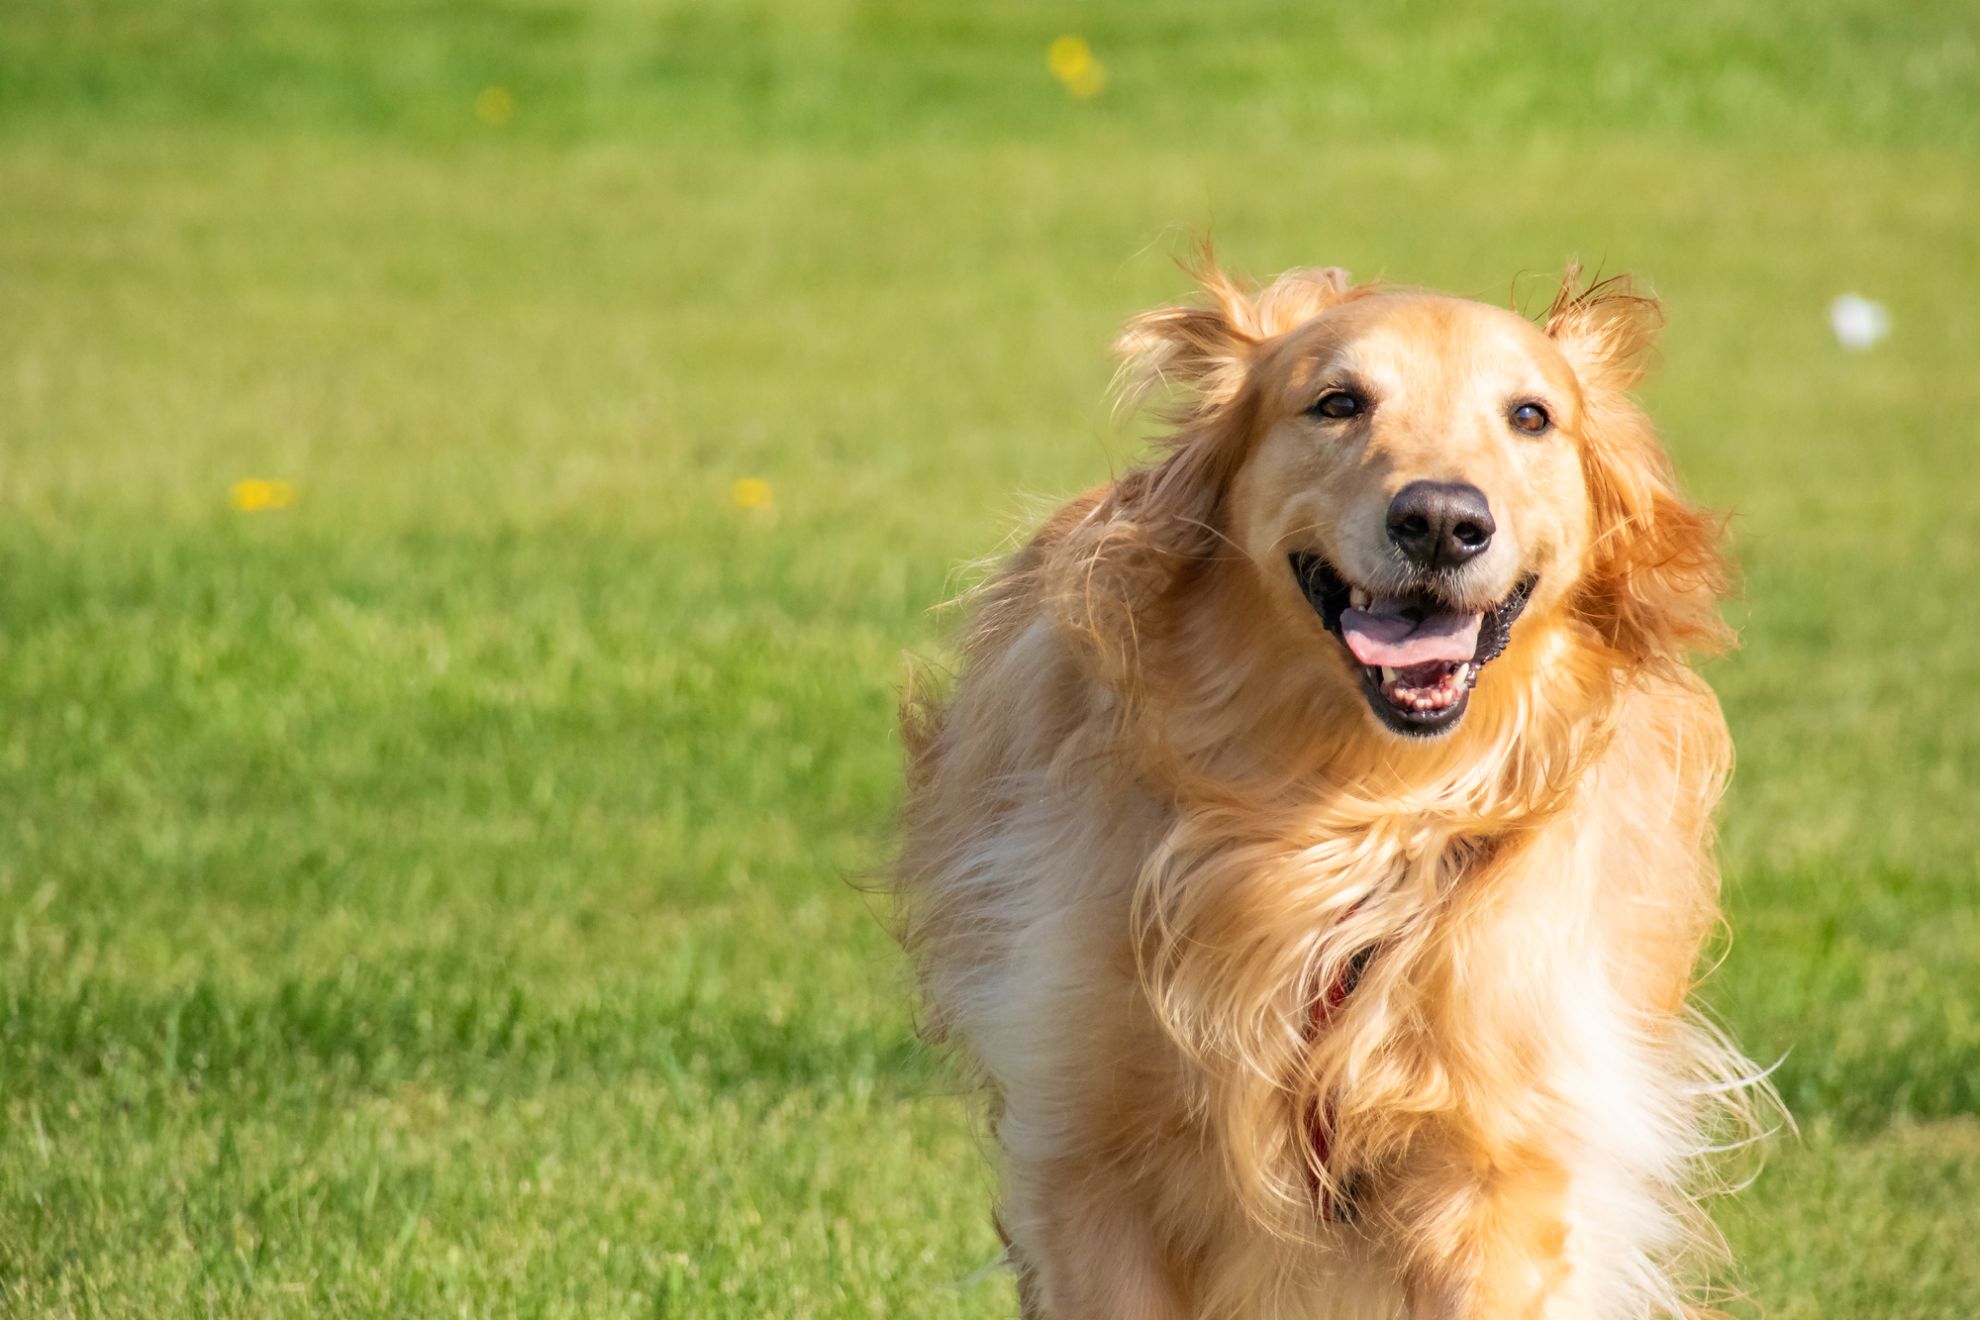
[{"x1": 1292, "y1": 292, "x2": 1570, "y2": 391}]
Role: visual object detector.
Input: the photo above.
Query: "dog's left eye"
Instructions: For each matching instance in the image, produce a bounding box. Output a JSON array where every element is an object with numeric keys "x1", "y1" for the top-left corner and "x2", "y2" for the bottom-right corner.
[
  {"x1": 1308, "y1": 390, "x2": 1364, "y2": 420},
  {"x1": 1509, "y1": 402, "x2": 1551, "y2": 434}
]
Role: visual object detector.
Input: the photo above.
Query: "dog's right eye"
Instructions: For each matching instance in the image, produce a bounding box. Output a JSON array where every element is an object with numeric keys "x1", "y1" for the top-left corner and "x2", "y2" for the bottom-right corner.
[{"x1": 1308, "y1": 390, "x2": 1364, "y2": 420}]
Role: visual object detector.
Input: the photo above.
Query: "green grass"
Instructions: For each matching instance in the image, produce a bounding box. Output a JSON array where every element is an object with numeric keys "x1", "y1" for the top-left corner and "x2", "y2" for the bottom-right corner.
[{"x1": 1, "y1": 1, "x2": 1977, "y2": 1314}]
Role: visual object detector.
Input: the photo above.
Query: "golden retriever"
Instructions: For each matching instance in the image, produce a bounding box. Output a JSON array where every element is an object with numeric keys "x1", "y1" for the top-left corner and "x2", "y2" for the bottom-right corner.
[{"x1": 895, "y1": 257, "x2": 1768, "y2": 1319}]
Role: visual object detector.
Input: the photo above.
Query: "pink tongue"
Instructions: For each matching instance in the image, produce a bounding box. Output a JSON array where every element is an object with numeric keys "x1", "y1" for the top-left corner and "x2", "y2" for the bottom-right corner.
[{"x1": 1340, "y1": 605, "x2": 1483, "y2": 667}]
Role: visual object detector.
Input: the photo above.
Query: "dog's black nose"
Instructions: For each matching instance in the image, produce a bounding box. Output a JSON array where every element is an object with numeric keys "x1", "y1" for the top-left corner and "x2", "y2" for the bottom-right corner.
[{"x1": 1386, "y1": 481, "x2": 1495, "y2": 570}]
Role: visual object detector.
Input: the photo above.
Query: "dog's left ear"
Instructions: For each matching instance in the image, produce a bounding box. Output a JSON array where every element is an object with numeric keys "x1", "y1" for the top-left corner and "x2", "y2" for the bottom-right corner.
[
  {"x1": 1545, "y1": 267, "x2": 1732, "y2": 664},
  {"x1": 1542, "y1": 264, "x2": 1662, "y2": 393}
]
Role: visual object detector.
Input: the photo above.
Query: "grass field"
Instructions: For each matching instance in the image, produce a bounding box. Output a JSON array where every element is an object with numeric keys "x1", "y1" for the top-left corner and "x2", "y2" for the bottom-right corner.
[{"x1": 1, "y1": 1, "x2": 1977, "y2": 1314}]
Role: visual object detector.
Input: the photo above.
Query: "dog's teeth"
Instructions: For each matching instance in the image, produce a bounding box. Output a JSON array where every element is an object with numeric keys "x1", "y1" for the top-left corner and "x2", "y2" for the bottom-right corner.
[
  {"x1": 1454, "y1": 663, "x2": 1472, "y2": 686},
  {"x1": 1350, "y1": 588, "x2": 1370, "y2": 610},
  {"x1": 1380, "y1": 665, "x2": 1398, "y2": 684}
]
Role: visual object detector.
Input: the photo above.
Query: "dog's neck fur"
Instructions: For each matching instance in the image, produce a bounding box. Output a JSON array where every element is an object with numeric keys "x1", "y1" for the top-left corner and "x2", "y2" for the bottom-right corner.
[{"x1": 1113, "y1": 554, "x2": 1656, "y2": 1242}]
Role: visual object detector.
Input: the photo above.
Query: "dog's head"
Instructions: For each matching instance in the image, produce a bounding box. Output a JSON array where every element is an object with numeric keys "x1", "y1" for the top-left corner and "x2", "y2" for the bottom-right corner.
[{"x1": 1104, "y1": 259, "x2": 1728, "y2": 739}]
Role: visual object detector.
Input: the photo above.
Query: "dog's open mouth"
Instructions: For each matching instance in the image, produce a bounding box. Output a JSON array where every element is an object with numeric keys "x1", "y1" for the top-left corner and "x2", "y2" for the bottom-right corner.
[{"x1": 1290, "y1": 554, "x2": 1536, "y2": 737}]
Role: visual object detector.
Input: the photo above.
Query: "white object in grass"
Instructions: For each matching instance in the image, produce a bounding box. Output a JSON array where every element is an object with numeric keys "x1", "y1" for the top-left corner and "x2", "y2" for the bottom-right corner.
[{"x1": 1829, "y1": 293, "x2": 1890, "y2": 351}]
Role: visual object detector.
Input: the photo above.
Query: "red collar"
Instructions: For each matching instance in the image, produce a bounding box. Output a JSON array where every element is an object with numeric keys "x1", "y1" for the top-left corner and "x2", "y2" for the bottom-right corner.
[{"x1": 1306, "y1": 943, "x2": 1375, "y2": 1222}]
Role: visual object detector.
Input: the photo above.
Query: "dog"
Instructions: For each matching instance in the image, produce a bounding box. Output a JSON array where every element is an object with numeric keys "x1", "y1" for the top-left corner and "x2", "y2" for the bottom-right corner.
[{"x1": 894, "y1": 257, "x2": 1768, "y2": 1318}]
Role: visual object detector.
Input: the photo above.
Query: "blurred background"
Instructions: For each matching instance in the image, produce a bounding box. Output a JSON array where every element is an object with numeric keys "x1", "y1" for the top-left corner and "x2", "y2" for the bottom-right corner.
[{"x1": 2, "y1": 1, "x2": 1977, "y2": 1314}]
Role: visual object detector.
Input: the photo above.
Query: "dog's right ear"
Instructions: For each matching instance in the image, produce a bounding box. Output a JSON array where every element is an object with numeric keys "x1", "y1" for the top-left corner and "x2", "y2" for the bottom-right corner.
[
  {"x1": 1046, "y1": 260, "x2": 1357, "y2": 692},
  {"x1": 1104, "y1": 257, "x2": 1359, "y2": 560},
  {"x1": 1113, "y1": 258, "x2": 1355, "y2": 424},
  {"x1": 1049, "y1": 260, "x2": 1360, "y2": 672}
]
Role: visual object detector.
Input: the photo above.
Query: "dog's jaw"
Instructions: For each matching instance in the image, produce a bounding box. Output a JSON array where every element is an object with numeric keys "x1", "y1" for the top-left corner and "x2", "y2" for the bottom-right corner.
[{"x1": 1290, "y1": 553, "x2": 1536, "y2": 737}]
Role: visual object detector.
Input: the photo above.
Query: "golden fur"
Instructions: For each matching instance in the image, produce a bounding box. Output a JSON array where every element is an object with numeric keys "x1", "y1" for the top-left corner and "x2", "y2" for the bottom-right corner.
[{"x1": 895, "y1": 258, "x2": 1767, "y2": 1318}]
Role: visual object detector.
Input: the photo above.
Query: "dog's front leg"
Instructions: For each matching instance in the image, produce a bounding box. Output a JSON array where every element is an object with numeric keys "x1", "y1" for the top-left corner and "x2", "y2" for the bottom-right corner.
[
  {"x1": 1004, "y1": 1164, "x2": 1189, "y2": 1320},
  {"x1": 1386, "y1": 1138, "x2": 1581, "y2": 1320}
]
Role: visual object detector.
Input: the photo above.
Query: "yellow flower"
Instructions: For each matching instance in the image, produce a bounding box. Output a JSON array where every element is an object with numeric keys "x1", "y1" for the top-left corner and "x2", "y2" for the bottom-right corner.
[
  {"x1": 476, "y1": 85, "x2": 516, "y2": 127},
  {"x1": 730, "y1": 477, "x2": 773, "y2": 511},
  {"x1": 230, "y1": 478, "x2": 296, "y2": 512},
  {"x1": 1047, "y1": 36, "x2": 1107, "y2": 99}
]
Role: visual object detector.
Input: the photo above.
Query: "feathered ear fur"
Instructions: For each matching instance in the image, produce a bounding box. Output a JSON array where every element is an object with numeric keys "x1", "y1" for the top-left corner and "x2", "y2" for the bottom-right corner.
[
  {"x1": 1113, "y1": 255, "x2": 1356, "y2": 427},
  {"x1": 1104, "y1": 255, "x2": 1359, "y2": 554},
  {"x1": 1546, "y1": 266, "x2": 1733, "y2": 665},
  {"x1": 1041, "y1": 257, "x2": 1361, "y2": 685}
]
